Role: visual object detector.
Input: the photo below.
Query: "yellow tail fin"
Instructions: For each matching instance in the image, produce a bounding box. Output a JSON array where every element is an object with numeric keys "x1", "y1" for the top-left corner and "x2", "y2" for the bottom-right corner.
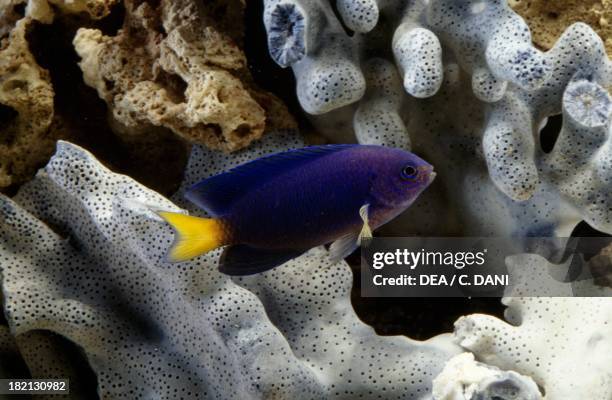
[{"x1": 158, "y1": 212, "x2": 225, "y2": 262}]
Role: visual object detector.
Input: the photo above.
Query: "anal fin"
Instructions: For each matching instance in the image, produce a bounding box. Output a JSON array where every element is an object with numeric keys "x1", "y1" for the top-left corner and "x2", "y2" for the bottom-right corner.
[{"x1": 219, "y1": 245, "x2": 305, "y2": 276}]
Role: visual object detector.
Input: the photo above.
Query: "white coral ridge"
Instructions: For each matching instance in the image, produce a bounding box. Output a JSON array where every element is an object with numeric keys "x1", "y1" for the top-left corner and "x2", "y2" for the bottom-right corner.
[
  {"x1": 263, "y1": 0, "x2": 612, "y2": 238},
  {"x1": 454, "y1": 297, "x2": 612, "y2": 399},
  {"x1": 0, "y1": 132, "x2": 461, "y2": 399},
  {"x1": 432, "y1": 353, "x2": 541, "y2": 400}
]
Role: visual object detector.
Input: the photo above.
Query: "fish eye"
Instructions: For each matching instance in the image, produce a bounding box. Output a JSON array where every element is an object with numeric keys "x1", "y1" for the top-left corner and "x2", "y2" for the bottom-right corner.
[{"x1": 401, "y1": 164, "x2": 418, "y2": 181}]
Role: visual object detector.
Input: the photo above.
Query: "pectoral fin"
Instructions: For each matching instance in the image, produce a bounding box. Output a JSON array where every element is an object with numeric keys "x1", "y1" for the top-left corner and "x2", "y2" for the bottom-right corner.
[
  {"x1": 219, "y1": 245, "x2": 305, "y2": 276},
  {"x1": 328, "y1": 203, "x2": 373, "y2": 263},
  {"x1": 358, "y1": 203, "x2": 373, "y2": 245},
  {"x1": 329, "y1": 232, "x2": 360, "y2": 262}
]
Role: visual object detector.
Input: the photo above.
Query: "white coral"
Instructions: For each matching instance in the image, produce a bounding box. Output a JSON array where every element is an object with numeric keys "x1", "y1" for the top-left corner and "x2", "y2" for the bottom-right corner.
[
  {"x1": 454, "y1": 296, "x2": 612, "y2": 399},
  {"x1": 432, "y1": 353, "x2": 541, "y2": 400}
]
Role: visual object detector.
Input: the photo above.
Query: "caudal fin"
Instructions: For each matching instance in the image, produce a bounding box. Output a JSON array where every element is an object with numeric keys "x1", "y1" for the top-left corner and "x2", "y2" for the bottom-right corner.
[{"x1": 158, "y1": 211, "x2": 225, "y2": 262}]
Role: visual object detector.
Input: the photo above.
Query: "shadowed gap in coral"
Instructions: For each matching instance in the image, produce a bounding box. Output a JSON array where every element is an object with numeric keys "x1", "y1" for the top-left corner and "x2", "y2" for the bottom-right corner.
[
  {"x1": 19, "y1": 330, "x2": 100, "y2": 399},
  {"x1": 539, "y1": 114, "x2": 562, "y2": 153},
  {"x1": 244, "y1": 0, "x2": 315, "y2": 134},
  {"x1": 329, "y1": 1, "x2": 355, "y2": 37},
  {"x1": 345, "y1": 252, "x2": 506, "y2": 339}
]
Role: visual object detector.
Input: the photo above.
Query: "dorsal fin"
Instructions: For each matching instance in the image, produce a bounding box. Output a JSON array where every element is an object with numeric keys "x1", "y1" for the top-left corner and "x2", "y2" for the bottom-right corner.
[{"x1": 185, "y1": 144, "x2": 357, "y2": 216}]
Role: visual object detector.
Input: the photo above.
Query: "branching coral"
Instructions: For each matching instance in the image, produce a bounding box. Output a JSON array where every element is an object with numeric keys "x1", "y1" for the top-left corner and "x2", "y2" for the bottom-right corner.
[
  {"x1": 74, "y1": 0, "x2": 296, "y2": 152},
  {"x1": 263, "y1": 0, "x2": 550, "y2": 113},
  {"x1": 263, "y1": 0, "x2": 612, "y2": 238},
  {"x1": 0, "y1": 134, "x2": 461, "y2": 398}
]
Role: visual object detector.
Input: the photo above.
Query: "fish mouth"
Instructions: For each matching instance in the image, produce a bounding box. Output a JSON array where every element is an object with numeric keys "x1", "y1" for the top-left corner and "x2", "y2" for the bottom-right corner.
[{"x1": 418, "y1": 165, "x2": 436, "y2": 184}]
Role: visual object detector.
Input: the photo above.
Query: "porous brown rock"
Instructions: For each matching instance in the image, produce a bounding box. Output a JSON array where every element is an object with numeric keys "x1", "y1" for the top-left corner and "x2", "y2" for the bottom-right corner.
[
  {"x1": 0, "y1": 0, "x2": 295, "y2": 190},
  {"x1": 0, "y1": 17, "x2": 57, "y2": 189},
  {"x1": 74, "y1": 0, "x2": 295, "y2": 152},
  {"x1": 510, "y1": 0, "x2": 612, "y2": 53},
  {"x1": 45, "y1": 0, "x2": 118, "y2": 20},
  {"x1": 0, "y1": 0, "x2": 118, "y2": 189}
]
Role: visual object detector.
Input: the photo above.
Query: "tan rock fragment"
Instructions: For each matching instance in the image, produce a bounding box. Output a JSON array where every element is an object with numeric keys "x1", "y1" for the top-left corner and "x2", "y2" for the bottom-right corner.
[
  {"x1": 0, "y1": 18, "x2": 57, "y2": 188},
  {"x1": 0, "y1": 0, "x2": 118, "y2": 189},
  {"x1": 46, "y1": 0, "x2": 117, "y2": 20},
  {"x1": 510, "y1": 0, "x2": 612, "y2": 54},
  {"x1": 0, "y1": 0, "x2": 295, "y2": 189},
  {"x1": 0, "y1": 1, "x2": 25, "y2": 37},
  {"x1": 73, "y1": 0, "x2": 286, "y2": 152},
  {"x1": 2, "y1": 0, "x2": 117, "y2": 26}
]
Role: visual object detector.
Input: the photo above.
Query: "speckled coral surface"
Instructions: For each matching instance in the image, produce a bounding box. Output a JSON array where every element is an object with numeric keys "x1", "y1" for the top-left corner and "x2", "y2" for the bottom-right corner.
[{"x1": 455, "y1": 296, "x2": 612, "y2": 399}]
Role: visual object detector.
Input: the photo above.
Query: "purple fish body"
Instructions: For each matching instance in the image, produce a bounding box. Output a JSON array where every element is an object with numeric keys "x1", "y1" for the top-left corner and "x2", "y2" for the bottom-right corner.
[{"x1": 183, "y1": 144, "x2": 435, "y2": 275}]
